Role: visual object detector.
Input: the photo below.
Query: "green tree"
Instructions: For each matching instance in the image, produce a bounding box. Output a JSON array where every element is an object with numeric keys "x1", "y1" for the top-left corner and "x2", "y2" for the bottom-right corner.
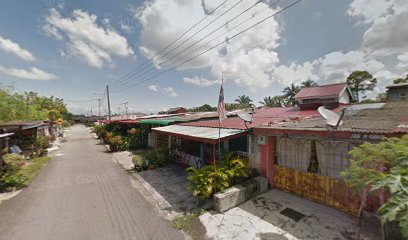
[
  {"x1": 234, "y1": 95, "x2": 253, "y2": 105},
  {"x1": 393, "y1": 74, "x2": 408, "y2": 84},
  {"x1": 301, "y1": 79, "x2": 318, "y2": 88},
  {"x1": 346, "y1": 70, "x2": 377, "y2": 102},
  {"x1": 282, "y1": 83, "x2": 301, "y2": 106},
  {"x1": 259, "y1": 96, "x2": 285, "y2": 107},
  {"x1": 341, "y1": 135, "x2": 408, "y2": 238}
]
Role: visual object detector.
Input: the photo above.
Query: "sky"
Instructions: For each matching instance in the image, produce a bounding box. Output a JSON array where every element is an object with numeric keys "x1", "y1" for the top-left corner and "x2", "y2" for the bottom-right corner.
[{"x1": 0, "y1": 0, "x2": 407, "y2": 115}]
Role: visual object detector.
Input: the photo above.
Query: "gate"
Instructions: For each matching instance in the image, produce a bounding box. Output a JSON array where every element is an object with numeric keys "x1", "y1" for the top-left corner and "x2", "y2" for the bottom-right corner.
[{"x1": 272, "y1": 164, "x2": 361, "y2": 216}]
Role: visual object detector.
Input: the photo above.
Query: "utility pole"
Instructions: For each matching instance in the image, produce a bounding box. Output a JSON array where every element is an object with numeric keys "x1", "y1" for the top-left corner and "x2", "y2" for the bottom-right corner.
[
  {"x1": 97, "y1": 98, "x2": 101, "y2": 118},
  {"x1": 106, "y1": 85, "x2": 111, "y2": 120},
  {"x1": 121, "y1": 101, "x2": 129, "y2": 118}
]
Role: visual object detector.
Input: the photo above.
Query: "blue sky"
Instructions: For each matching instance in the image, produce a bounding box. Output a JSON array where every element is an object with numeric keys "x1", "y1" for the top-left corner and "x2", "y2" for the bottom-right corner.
[{"x1": 0, "y1": 0, "x2": 407, "y2": 115}]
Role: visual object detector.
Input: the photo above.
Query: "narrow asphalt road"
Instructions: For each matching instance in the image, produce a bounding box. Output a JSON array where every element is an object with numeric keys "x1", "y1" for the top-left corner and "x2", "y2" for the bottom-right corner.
[{"x1": 0, "y1": 125, "x2": 185, "y2": 240}]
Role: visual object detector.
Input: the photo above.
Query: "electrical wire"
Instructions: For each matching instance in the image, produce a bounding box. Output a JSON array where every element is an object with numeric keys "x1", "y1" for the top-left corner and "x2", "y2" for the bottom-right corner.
[{"x1": 111, "y1": 0, "x2": 304, "y2": 93}]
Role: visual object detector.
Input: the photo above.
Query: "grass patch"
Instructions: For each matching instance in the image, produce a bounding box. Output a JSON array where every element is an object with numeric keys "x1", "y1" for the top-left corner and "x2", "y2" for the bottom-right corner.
[
  {"x1": 172, "y1": 209, "x2": 206, "y2": 231},
  {"x1": 0, "y1": 155, "x2": 51, "y2": 192}
]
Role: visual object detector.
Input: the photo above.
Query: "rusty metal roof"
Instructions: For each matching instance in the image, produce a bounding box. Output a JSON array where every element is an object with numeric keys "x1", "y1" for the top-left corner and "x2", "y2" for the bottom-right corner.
[
  {"x1": 257, "y1": 102, "x2": 408, "y2": 134},
  {"x1": 294, "y1": 83, "x2": 350, "y2": 99}
]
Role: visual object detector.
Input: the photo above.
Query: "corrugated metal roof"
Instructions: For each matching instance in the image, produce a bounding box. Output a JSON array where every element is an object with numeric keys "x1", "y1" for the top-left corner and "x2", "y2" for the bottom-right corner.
[
  {"x1": 256, "y1": 102, "x2": 408, "y2": 134},
  {"x1": 152, "y1": 125, "x2": 246, "y2": 143},
  {"x1": 180, "y1": 106, "x2": 343, "y2": 130},
  {"x1": 294, "y1": 83, "x2": 349, "y2": 99}
]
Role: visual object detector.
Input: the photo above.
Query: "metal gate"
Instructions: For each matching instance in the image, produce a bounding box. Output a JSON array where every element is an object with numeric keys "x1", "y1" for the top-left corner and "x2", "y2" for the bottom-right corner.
[{"x1": 272, "y1": 164, "x2": 361, "y2": 216}]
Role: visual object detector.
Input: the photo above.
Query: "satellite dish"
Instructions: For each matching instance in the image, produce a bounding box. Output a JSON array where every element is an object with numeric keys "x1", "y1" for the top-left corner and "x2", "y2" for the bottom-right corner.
[
  {"x1": 237, "y1": 112, "x2": 253, "y2": 123},
  {"x1": 318, "y1": 106, "x2": 343, "y2": 128},
  {"x1": 237, "y1": 110, "x2": 254, "y2": 130},
  {"x1": 129, "y1": 115, "x2": 138, "y2": 120}
]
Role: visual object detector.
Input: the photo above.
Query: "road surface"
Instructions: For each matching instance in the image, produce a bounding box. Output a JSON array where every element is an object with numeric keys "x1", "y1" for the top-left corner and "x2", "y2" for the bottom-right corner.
[{"x1": 0, "y1": 125, "x2": 184, "y2": 240}]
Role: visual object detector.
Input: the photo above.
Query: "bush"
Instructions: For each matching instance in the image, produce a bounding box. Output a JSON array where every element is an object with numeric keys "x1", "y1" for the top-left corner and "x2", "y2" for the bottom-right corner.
[
  {"x1": 93, "y1": 124, "x2": 105, "y2": 138},
  {"x1": 186, "y1": 155, "x2": 251, "y2": 199},
  {"x1": 139, "y1": 148, "x2": 169, "y2": 169},
  {"x1": 0, "y1": 156, "x2": 51, "y2": 192},
  {"x1": 126, "y1": 128, "x2": 145, "y2": 150},
  {"x1": 132, "y1": 155, "x2": 146, "y2": 171},
  {"x1": 107, "y1": 134, "x2": 124, "y2": 152}
]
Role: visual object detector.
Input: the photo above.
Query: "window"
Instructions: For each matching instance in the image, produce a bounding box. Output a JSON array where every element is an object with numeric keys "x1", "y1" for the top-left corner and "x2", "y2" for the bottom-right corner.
[{"x1": 400, "y1": 92, "x2": 407, "y2": 100}]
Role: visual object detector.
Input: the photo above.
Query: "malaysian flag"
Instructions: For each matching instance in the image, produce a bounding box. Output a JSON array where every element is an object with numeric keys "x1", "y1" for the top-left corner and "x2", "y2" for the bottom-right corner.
[{"x1": 218, "y1": 79, "x2": 227, "y2": 122}]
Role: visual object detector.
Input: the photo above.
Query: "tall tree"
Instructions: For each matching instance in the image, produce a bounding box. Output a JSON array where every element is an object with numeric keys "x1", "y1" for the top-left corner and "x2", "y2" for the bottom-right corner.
[
  {"x1": 234, "y1": 95, "x2": 253, "y2": 105},
  {"x1": 341, "y1": 135, "x2": 408, "y2": 239},
  {"x1": 346, "y1": 70, "x2": 377, "y2": 102},
  {"x1": 259, "y1": 96, "x2": 285, "y2": 107},
  {"x1": 393, "y1": 74, "x2": 408, "y2": 84},
  {"x1": 282, "y1": 83, "x2": 301, "y2": 106},
  {"x1": 301, "y1": 79, "x2": 318, "y2": 88}
]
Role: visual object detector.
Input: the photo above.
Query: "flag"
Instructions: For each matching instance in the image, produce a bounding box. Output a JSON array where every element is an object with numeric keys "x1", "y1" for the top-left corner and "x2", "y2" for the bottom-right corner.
[{"x1": 218, "y1": 79, "x2": 227, "y2": 122}]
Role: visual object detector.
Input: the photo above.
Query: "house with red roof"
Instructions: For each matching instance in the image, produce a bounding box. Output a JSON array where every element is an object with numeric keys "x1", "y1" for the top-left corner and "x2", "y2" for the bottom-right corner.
[
  {"x1": 295, "y1": 82, "x2": 354, "y2": 110},
  {"x1": 253, "y1": 101, "x2": 408, "y2": 216},
  {"x1": 151, "y1": 106, "x2": 331, "y2": 168}
]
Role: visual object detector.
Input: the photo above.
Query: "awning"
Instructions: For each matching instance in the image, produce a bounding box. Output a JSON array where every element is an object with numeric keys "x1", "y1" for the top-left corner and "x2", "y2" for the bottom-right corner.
[
  {"x1": 152, "y1": 125, "x2": 247, "y2": 144},
  {"x1": 140, "y1": 119, "x2": 177, "y2": 126}
]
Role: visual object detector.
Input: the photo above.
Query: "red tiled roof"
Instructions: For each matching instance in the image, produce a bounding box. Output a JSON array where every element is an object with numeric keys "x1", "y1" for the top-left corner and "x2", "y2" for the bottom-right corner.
[
  {"x1": 294, "y1": 83, "x2": 348, "y2": 99},
  {"x1": 180, "y1": 106, "x2": 342, "y2": 130}
]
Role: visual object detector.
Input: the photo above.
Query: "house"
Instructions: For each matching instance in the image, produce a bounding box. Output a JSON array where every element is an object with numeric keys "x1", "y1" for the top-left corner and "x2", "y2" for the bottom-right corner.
[
  {"x1": 152, "y1": 106, "x2": 332, "y2": 168},
  {"x1": 253, "y1": 101, "x2": 408, "y2": 216},
  {"x1": 294, "y1": 82, "x2": 354, "y2": 110},
  {"x1": 386, "y1": 82, "x2": 408, "y2": 101},
  {"x1": 0, "y1": 121, "x2": 55, "y2": 157}
]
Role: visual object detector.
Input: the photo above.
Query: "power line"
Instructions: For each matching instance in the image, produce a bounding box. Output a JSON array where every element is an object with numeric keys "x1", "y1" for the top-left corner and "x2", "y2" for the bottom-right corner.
[
  {"x1": 108, "y1": 0, "x2": 232, "y2": 88},
  {"x1": 111, "y1": 0, "x2": 270, "y2": 91},
  {"x1": 111, "y1": 0, "x2": 303, "y2": 93}
]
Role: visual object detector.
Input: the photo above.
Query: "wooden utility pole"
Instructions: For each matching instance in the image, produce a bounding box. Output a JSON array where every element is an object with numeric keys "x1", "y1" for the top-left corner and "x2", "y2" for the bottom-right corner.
[{"x1": 106, "y1": 85, "x2": 111, "y2": 120}]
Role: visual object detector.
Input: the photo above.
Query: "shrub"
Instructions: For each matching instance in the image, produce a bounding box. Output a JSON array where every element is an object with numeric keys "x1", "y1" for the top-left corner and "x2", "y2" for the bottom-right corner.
[
  {"x1": 186, "y1": 155, "x2": 251, "y2": 198},
  {"x1": 93, "y1": 124, "x2": 105, "y2": 138},
  {"x1": 126, "y1": 128, "x2": 145, "y2": 150},
  {"x1": 108, "y1": 135, "x2": 124, "y2": 152},
  {"x1": 132, "y1": 155, "x2": 145, "y2": 171}
]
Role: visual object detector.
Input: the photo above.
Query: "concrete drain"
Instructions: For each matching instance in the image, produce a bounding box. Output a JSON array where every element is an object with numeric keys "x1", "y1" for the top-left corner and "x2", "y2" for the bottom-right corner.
[{"x1": 280, "y1": 207, "x2": 305, "y2": 222}]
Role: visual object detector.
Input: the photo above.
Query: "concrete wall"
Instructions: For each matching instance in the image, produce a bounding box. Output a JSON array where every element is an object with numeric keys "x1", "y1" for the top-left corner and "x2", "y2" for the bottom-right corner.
[
  {"x1": 247, "y1": 135, "x2": 261, "y2": 171},
  {"x1": 214, "y1": 176, "x2": 268, "y2": 212}
]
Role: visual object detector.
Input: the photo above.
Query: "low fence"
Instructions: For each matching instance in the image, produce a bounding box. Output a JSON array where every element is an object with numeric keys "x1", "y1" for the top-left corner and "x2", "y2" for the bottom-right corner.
[{"x1": 272, "y1": 164, "x2": 361, "y2": 216}]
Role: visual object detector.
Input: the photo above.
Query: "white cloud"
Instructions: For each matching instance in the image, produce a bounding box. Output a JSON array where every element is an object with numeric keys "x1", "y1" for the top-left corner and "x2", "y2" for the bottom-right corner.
[
  {"x1": 0, "y1": 36, "x2": 35, "y2": 61},
  {"x1": 347, "y1": 0, "x2": 395, "y2": 24},
  {"x1": 163, "y1": 86, "x2": 179, "y2": 97},
  {"x1": 183, "y1": 76, "x2": 219, "y2": 87},
  {"x1": 397, "y1": 53, "x2": 408, "y2": 69},
  {"x1": 134, "y1": 0, "x2": 281, "y2": 91},
  {"x1": 0, "y1": 65, "x2": 57, "y2": 81},
  {"x1": 148, "y1": 84, "x2": 159, "y2": 91},
  {"x1": 120, "y1": 22, "x2": 134, "y2": 33},
  {"x1": 42, "y1": 8, "x2": 134, "y2": 69},
  {"x1": 272, "y1": 61, "x2": 319, "y2": 86}
]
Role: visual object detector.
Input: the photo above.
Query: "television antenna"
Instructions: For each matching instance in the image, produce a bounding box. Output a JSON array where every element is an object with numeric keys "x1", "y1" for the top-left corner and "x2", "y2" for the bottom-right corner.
[
  {"x1": 237, "y1": 109, "x2": 254, "y2": 130},
  {"x1": 318, "y1": 106, "x2": 346, "y2": 129}
]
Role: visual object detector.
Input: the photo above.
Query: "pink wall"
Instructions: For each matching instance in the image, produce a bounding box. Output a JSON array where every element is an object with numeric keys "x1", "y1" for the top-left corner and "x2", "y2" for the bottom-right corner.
[{"x1": 259, "y1": 136, "x2": 275, "y2": 186}]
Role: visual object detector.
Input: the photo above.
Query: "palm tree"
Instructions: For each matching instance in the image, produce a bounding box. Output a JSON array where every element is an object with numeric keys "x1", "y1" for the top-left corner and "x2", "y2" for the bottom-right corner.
[
  {"x1": 301, "y1": 79, "x2": 318, "y2": 88},
  {"x1": 282, "y1": 83, "x2": 301, "y2": 106},
  {"x1": 259, "y1": 96, "x2": 285, "y2": 107},
  {"x1": 234, "y1": 95, "x2": 253, "y2": 105}
]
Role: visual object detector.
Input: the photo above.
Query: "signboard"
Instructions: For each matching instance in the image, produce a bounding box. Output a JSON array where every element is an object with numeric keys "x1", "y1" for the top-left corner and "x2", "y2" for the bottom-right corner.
[{"x1": 56, "y1": 118, "x2": 64, "y2": 125}]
